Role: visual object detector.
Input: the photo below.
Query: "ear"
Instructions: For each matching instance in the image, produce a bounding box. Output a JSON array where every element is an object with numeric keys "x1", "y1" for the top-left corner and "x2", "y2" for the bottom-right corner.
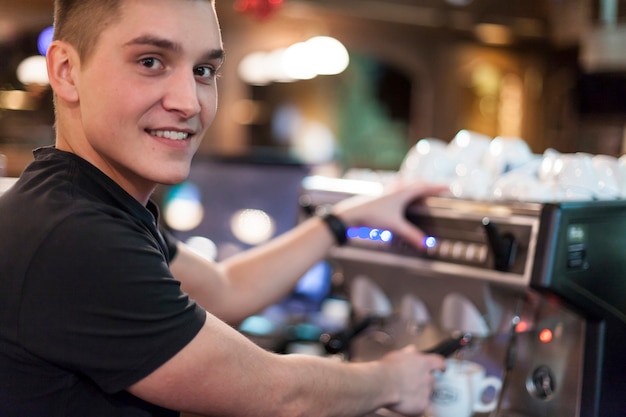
[{"x1": 46, "y1": 40, "x2": 80, "y2": 103}]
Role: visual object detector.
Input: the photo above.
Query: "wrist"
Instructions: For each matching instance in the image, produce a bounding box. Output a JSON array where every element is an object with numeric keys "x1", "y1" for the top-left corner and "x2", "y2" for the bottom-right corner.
[
  {"x1": 318, "y1": 211, "x2": 348, "y2": 246},
  {"x1": 370, "y1": 360, "x2": 401, "y2": 410}
]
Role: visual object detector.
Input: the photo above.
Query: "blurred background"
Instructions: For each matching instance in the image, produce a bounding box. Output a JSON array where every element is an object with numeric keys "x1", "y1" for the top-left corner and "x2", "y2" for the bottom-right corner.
[
  {"x1": 3, "y1": 0, "x2": 626, "y2": 260},
  {"x1": 3, "y1": 0, "x2": 626, "y2": 177}
]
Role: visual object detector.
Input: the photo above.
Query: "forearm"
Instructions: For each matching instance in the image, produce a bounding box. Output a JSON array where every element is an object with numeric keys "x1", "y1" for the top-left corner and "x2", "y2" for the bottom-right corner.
[
  {"x1": 273, "y1": 353, "x2": 398, "y2": 417},
  {"x1": 131, "y1": 316, "x2": 416, "y2": 417},
  {"x1": 270, "y1": 345, "x2": 440, "y2": 417},
  {"x1": 175, "y1": 215, "x2": 337, "y2": 324},
  {"x1": 219, "y1": 215, "x2": 336, "y2": 320}
]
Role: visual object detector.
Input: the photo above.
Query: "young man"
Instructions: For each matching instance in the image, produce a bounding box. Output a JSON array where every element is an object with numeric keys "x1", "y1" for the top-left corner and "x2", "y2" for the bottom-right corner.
[{"x1": 0, "y1": 0, "x2": 446, "y2": 415}]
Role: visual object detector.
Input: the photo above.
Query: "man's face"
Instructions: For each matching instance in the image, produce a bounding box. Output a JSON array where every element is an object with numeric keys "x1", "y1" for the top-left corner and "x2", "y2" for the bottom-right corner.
[{"x1": 73, "y1": 0, "x2": 223, "y2": 200}]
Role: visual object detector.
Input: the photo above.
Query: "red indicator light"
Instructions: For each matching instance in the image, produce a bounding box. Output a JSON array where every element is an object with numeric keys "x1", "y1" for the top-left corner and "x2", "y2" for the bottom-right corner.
[
  {"x1": 539, "y1": 328, "x2": 553, "y2": 343},
  {"x1": 515, "y1": 321, "x2": 529, "y2": 333}
]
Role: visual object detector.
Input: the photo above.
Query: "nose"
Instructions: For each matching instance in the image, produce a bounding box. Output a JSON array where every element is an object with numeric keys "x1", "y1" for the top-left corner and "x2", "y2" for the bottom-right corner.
[{"x1": 162, "y1": 70, "x2": 202, "y2": 118}]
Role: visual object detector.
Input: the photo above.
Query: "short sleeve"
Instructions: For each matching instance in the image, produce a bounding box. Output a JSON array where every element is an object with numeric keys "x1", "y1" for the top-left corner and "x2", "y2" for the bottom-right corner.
[{"x1": 160, "y1": 227, "x2": 180, "y2": 262}]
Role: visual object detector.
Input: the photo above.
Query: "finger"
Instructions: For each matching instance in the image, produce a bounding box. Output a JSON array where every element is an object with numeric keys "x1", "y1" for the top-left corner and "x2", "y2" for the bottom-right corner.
[
  {"x1": 404, "y1": 183, "x2": 450, "y2": 201},
  {"x1": 394, "y1": 218, "x2": 429, "y2": 249},
  {"x1": 427, "y1": 354, "x2": 447, "y2": 374}
]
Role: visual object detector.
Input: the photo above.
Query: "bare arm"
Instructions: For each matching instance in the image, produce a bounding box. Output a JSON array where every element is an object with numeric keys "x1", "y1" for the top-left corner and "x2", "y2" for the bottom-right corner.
[
  {"x1": 170, "y1": 214, "x2": 335, "y2": 324},
  {"x1": 170, "y1": 180, "x2": 447, "y2": 324},
  {"x1": 128, "y1": 311, "x2": 445, "y2": 417}
]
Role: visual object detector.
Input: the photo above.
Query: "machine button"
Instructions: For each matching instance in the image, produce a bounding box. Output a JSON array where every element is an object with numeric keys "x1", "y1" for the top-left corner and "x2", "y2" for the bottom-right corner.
[
  {"x1": 465, "y1": 243, "x2": 487, "y2": 264},
  {"x1": 452, "y1": 241, "x2": 465, "y2": 259},
  {"x1": 477, "y1": 244, "x2": 488, "y2": 263},
  {"x1": 438, "y1": 240, "x2": 451, "y2": 258},
  {"x1": 465, "y1": 243, "x2": 477, "y2": 261}
]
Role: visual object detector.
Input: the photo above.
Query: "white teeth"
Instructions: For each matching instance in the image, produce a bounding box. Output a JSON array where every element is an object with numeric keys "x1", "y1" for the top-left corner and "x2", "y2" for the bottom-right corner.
[{"x1": 149, "y1": 130, "x2": 189, "y2": 140}]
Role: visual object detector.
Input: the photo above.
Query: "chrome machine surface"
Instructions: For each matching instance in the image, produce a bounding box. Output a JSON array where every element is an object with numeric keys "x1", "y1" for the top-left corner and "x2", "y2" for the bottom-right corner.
[{"x1": 301, "y1": 176, "x2": 626, "y2": 417}]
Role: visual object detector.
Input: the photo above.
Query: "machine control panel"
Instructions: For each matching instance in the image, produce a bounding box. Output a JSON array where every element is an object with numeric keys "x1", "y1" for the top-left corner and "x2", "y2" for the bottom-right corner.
[
  {"x1": 300, "y1": 178, "x2": 542, "y2": 287},
  {"x1": 334, "y1": 197, "x2": 541, "y2": 288}
]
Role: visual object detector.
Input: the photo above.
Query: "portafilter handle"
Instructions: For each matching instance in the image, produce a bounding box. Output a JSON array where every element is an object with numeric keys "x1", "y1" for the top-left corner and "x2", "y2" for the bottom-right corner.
[{"x1": 423, "y1": 333, "x2": 473, "y2": 357}]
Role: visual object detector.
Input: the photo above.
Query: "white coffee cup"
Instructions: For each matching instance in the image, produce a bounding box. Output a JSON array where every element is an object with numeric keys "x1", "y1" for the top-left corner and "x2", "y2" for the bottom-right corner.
[
  {"x1": 482, "y1": 136, "x2": 533, "y2": 179},
  {"x1": 427, "y1": 359, "x2": 502, "y2": 417},
  {"x1": 399, "y1": 138, "x2": 454, "y2": 183},
  {"x1": 592, "y1": 154, "x2": 625, "y2": 199},
  {"x1": 447, "y1": 130, "x2": 492, "y2": 166},
  {"x1": 449, "y1": 166, "x2": 493, "y2": 200},
  {"x1": 552, "y1": 153, "x2": 597, "y2": 200}
]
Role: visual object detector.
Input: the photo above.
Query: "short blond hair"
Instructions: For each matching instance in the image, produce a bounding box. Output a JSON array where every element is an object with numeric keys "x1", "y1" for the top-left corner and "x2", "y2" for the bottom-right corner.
[
  {"x1": 53, "y1": 0, "x2": 215, "y2": 63},
  {"x1": 53, "y1": 0, "x2": 123, "y2": 63}
]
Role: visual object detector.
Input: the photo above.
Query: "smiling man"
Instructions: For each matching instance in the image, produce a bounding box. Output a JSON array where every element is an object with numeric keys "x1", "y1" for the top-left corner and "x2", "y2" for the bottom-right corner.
[{"x1": 0, "y1": 0, "x2": 445, "y2": 416}]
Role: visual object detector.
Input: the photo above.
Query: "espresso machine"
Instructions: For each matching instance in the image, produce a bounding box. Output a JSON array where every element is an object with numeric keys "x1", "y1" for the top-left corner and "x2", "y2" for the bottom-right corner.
[{"x1": 300, "y1": 176, "x2": 626, "y2": 417}]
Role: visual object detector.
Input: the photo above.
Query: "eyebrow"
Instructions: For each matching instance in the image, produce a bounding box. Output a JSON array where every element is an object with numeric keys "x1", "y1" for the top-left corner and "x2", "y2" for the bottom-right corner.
[{"x1": 125, "y1": 35, "x2": 225, "y2": 62}]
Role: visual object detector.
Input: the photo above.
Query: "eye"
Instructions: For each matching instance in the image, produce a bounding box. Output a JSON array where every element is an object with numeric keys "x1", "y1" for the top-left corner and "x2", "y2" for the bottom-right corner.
[
  {"x1": 194, "y1": 65, "x2": 218, "y2": 81},
  {"x1": 139, "y1": 57, "x2": 164, "y2": 71}
]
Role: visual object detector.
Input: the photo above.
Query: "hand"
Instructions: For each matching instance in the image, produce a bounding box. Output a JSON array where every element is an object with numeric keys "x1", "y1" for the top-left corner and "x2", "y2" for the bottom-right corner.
[
  {"x1": 379, "y1": 345, "x2": 446, "y2": 416},
  {"x1": 332, "y1": 179, "x2": 449, "y2": 249}
]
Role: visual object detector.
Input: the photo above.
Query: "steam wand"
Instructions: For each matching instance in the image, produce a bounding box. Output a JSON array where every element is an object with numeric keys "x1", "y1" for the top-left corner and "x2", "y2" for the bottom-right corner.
[
  {"x1": 320, "y1": 316, "x2": 381, "y2": 356},
  {"x1": 490, "y1": 300, "x2": 523, "y2": 417}
]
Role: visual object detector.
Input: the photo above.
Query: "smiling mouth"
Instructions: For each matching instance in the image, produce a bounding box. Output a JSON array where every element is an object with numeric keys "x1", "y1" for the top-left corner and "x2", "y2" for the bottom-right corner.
[{"x1": 148, "y1": 130, "x2": 190, "y2": 140}]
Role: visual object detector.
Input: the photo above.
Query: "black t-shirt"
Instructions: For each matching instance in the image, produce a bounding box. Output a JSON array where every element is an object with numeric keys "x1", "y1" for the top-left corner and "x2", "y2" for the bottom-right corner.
[{"x1": 0, "y1": 147, "x2": 206, "y2": 416}]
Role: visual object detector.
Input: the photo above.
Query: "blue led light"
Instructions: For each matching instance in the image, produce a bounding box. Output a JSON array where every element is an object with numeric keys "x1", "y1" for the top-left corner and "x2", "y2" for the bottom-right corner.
[
  {"x1": 369, "y1": 228, "x2": 381, "y2": 240},
  {"x1": 380, "y1": 230, "x2": 393, "y2": 242},
  {"x1": 347, "y1": 226, "x2": 393, "y2": 242},
  {"x1": 358, "y1": 227, "x2": 370, "y2": 239},
  {"x1": 424, "y1": 235, "x2": 437, "y2": 248}
]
